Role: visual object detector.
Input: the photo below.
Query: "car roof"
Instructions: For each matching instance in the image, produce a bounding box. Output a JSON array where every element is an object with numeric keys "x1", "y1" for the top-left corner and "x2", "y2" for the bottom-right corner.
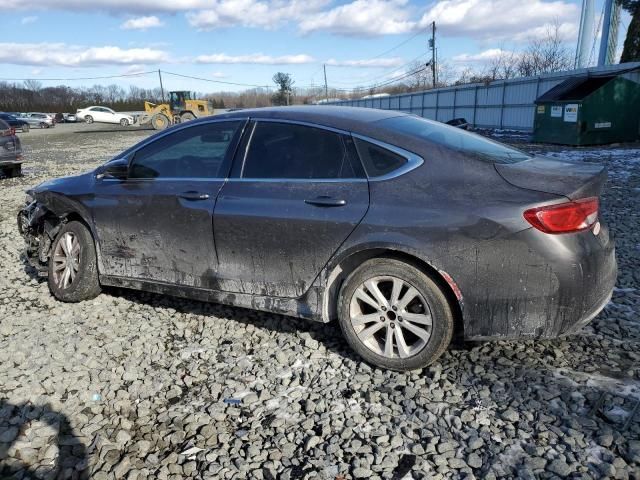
[{"x1": 214, "y1": 106, "x2": 407, "y2": 133}]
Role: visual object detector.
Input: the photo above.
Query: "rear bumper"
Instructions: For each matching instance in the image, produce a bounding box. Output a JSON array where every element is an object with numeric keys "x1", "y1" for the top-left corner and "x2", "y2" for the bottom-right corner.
[{"x1": 457, "y1": 222, "x2": 617, "y2": 340}]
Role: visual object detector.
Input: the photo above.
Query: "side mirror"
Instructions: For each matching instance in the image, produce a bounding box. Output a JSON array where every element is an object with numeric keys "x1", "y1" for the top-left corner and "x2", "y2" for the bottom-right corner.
[{"x1": 96, "y1": 158, "x2": 128, "y2": 180}]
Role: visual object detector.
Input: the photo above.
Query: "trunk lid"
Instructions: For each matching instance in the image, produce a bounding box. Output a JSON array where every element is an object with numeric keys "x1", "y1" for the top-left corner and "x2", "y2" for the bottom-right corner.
[{"x1": 494, "y1": 156, "x2": 607, "y2": 200}]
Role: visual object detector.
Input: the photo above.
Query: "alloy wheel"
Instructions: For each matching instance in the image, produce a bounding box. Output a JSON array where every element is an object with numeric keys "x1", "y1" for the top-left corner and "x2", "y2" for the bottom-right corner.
[
  {"x1": 52, "y1": 232, "x2": 81, "y2": 290},
  {"x1": 349, "y1": 275, "x2": 433, "y2": 359}
]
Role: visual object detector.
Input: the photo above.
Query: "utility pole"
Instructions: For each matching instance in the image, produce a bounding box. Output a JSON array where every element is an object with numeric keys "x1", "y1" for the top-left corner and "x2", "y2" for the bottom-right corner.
[
  {"x1": 430, "y1": 22, "x2": 437, "y2": 89},
  {"x1": 158, "y1": 69, "x2": 165, "y2": 103},
  {"x1": 323, "y1": 64, "x2": 329, "y2": 102}
]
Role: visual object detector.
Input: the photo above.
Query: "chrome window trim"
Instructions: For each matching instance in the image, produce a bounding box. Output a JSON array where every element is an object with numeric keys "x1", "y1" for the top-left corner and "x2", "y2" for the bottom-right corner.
[
  {"x1": 228, "y1": 178, "x2": 368, "y2": 183},
  {"x1": 351, "y1": 133, "x2": 424, "y2": 181},
  {"x1": 126, "y1": 117, "x2": 248, "y2": 157}
]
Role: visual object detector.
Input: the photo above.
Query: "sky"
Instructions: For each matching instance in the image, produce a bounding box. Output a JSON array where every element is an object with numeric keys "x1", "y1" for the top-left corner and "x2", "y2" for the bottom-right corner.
[{"x1": 0, "y1": 0, "x2": 633, "y2": 94}]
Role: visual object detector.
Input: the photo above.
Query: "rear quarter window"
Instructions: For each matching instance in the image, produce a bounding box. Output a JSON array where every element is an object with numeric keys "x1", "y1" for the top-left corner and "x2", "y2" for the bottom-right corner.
[
  {"x1": 353, "y1": 138, "x2": 408, "y2": 177},
  {"x1": 380, "y1": 115, "x2": 531, "y2": 164}
]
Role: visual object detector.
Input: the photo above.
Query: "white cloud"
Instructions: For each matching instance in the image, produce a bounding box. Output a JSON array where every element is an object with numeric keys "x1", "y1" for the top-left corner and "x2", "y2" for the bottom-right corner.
[
  {"x1": 419, "y1": 0, "x2": 579, "y2": 42},
  {"x1": 299, "y1": 0, "x2": 415, "y2": 36},
  {"x1": 0, "y1": 43, "x2": 168, "y2": 67},
  {"x1": 122, "y1": 64, "x2": 147, "y2": 74},
  {"x1": 121, "y1": 15, "x2": 163, "y2": 30},
  {"x1": 452, "y1": 48, "x2": 511, "y2": 62},
  {"x1": 211, "y1": 71, "x2": 227, "y2": 78},
  {"x1": 5, "y1": 0, "x2": 580, "y2": 42},
  {"x1": 326, "y1": 57, "x2": 405, "y2": 68},
  {"x1": 21, "y1": 16, "x2": 38, "y2": 24},
  {"x1": 186, "y1": 0, "x2": 328, "y2": 30},
  {"x1": 195, "y1": 53, "x2": 314, "y2": 64},
  {"x1": 5, "y1": 0, "x2": 212, "y2": 13}
]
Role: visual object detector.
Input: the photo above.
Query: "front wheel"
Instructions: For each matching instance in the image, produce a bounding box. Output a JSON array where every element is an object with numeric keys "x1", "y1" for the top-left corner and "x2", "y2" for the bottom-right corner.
[
  {"x1": 85, "y1": 115, "x2": 94, "y2": 124},
  {"x1": 180, "y1": 112, "x2": 196, "y2": 123},
  {"x1": 48, "y1": 221, "x2": 101, "y2": 302},
  {"x1": 39, "y1": 122, "x2": 47, "y2": 129},
  {"x1": 338, "y1": 258, "x2": 454, "y2": 371},
  {"x1": 120, "y1": 118, "x2": 129, "y2": 127}
]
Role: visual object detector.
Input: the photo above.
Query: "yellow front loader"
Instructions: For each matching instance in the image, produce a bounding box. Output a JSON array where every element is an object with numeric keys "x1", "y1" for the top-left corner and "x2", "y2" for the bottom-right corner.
[{"x1": 139, "y1": 91, "x2": 213, "y2": 130}]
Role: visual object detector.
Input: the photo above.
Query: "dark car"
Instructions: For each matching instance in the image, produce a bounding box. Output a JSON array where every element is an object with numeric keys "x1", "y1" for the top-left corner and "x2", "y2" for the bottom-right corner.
[
  {"x1": 445, "y1": 117, "x2": 469, "y2": 130},
  {"x1": 0, "y1": 113, "x2": 30, "y2": 133},
  {"x1": 0, "y1": 119, "x2": 23, "y2": 177},
  {"x1": 17, "y1": 106, "x2": 616, "y2": 370}
]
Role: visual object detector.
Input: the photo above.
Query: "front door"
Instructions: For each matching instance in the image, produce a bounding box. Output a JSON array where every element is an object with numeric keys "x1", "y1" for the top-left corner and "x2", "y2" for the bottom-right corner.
[
  {"x1": 214, "y1": 121, "x2": 369, "y2": 298},
  {"x1": 91, "y1": 120, "x2": 244, "y2": 287}
]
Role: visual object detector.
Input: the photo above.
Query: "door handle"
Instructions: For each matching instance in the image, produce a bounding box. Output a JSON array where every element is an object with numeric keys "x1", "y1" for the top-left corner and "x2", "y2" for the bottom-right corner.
[
  {"x1": 304, "y1": 196, "x2": 347, "y2": 207},
  {"x1": 178, "y1": 191, "x2": 210, "y2": 200}
]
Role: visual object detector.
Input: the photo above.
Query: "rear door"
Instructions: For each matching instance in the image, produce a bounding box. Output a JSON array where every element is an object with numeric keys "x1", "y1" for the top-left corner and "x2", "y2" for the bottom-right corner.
[{"x1": 213, "y1": 120, "x2": 370, "y2": 298}]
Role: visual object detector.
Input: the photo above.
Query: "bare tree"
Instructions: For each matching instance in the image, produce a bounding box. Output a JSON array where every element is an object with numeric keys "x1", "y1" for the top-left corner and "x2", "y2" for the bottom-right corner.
[{"x1": 517, "y1": 21, "x2": 572, "y2": 77}]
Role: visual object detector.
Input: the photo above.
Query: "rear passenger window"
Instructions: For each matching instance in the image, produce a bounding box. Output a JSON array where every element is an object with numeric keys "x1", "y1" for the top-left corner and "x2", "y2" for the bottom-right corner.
[
  {"x1": 242, "y1": 122, "x2": 364, "y2": 179},
  {"x1": 354, "y1": 138, "x2": 408, "y2": 177}
]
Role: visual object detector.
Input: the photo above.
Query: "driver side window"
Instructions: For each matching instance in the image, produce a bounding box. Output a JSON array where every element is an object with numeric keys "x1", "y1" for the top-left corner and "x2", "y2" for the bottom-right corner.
[{"x1": 129, "y1": 121, "x2": 241, "y2": 179}]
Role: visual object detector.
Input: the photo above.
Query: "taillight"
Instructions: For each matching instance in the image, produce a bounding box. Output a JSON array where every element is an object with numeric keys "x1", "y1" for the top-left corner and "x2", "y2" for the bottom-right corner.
[{"x1": 524, "y1": 197, "x2": 599, "y2": 234}]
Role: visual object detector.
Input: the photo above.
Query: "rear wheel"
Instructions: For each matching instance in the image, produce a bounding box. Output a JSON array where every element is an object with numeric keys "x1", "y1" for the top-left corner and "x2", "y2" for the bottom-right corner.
[
  {"x1": 180, "y1": 112, "x2": 196, "y2": 123},
  {"x1": 85, "y1": 115, "x2": 93, "y2": 124},
  {"x1": 48, "y1": 221, "x2": 101, "y2": 302},
  {"x1": 338, "y1": 258, "x2": 454, "y2": 371},
  {"x1": 151, "y1": 113, "x2": 170, "y2": 130}
]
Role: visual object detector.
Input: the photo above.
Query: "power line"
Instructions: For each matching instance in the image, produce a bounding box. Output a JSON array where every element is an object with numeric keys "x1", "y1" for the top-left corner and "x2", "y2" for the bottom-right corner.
[
  {"x1": 329, "y1": 65, "x2": 429, "y2": 93},
  {"x1": 366, "y1": 27, "x2": 429, "y2": 61},
  {"x1": 160, "y1": 70, "x2": 270, "y2": 88},
  {"x1": 328, "y1": 52, "x2": 429, "y2": 86},
  {"x1": 0, "y1": 71, "x2": 157, "y2": 81}
]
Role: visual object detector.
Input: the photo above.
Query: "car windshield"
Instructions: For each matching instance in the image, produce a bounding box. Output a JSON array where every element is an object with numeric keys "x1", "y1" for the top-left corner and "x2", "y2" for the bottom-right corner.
[{"x1": 380, "y1": 115, "x2": 531, "y2": 164}]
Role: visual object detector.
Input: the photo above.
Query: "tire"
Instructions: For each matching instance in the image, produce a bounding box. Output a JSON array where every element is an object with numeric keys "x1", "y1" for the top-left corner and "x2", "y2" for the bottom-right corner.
[
  {"x1": 151, "y1": 113, "x2": 170, "y2": 130},
  {"x1": 39, "y1": 122, "x2": 47, "y2": 129},
  {"x1": 21, "y1": 124, "x2": 30, "y2": 133},
  {"x1": 337, "y1": 258, "x2": 454, "y2": 371},
  {"x1": 85, "y1": 115, "x2": 94, "y2": 124},
  {"x1": 47, "y1": 221, "x2": 101, "y2": 302},
  {"x1": 180, "y1": 112, "x2": 196, "y2": 123},
  {"x1": 120, "y1": 118, "x2": 129, "y2": 127}
]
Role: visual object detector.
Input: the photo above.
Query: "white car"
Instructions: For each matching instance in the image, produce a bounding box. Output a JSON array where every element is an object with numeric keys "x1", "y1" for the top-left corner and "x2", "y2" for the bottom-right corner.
[{"x1": 76, "y1": 106, "x2": 134, "y2": 126}]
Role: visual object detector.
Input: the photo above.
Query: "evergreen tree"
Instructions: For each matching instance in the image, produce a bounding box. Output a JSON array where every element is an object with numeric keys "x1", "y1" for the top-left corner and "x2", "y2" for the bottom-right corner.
[{"x1": 621, "y1": 0, "x2": 640, "y2": 62}]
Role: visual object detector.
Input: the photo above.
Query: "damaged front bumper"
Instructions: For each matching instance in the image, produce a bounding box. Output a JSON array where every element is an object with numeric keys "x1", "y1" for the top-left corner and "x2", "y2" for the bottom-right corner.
[{"x1": 17, "y1": 200, "x2": 59, "y2": 276}]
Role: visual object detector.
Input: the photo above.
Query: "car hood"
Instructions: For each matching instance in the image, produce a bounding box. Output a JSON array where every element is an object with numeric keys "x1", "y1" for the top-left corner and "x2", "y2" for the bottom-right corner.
[{"x1": 31, "y1": 170, "x2": 95, "y2": 196}]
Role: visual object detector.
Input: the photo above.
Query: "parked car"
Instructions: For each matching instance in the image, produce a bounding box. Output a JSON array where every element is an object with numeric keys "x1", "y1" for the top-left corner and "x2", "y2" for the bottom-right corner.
[
  {"x1": 446, "y1": 117, "x2": 469, "y2": 130},
  {"x1": 17, "y1": 106, "x2": 616, "y2": 370},
  {"x1": 64, "y1": 113, "x2": 77, "y2": 123},
  {"x1": 53, "y1": 113, "x2": 65, "y2": 124},
  {"x1": 0, "y1": 119, "x2": 23, "y2": 177},
  {"x1": 76, "y1": 106, "x2": 134, "y2": 126},
  {"x1": 22, "y1": 113, "x2": 54, "y2": 129},
  {"x1": 0, "y1": 113, "x2": 30, "y2": 133}
]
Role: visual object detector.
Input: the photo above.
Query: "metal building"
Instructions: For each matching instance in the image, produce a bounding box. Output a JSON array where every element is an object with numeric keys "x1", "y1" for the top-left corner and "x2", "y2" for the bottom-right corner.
[{"x1": 326, "y1": 62, "x2": 640, "y2": 132}]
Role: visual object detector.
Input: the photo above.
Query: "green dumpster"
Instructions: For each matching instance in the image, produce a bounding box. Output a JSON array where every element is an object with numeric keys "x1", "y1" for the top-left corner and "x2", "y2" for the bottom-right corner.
[{"x1": 533, "y1": 74, "x2": 640, "y2": 145}]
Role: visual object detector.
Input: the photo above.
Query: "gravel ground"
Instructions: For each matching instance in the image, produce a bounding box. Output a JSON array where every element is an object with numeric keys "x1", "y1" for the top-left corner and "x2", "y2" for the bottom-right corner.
[{"x1": 0, "y1": 125, "x2": 639, "y2": 479}]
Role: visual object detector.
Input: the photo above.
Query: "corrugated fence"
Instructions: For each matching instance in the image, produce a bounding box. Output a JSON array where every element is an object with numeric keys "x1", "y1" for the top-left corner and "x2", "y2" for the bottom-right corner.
[{"x1": 326, "y1": 62, "x2": 640, "y2": 131}]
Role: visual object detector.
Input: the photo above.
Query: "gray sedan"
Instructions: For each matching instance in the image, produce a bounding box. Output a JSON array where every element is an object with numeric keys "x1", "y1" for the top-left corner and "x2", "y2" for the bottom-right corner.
[{"x1": 17, "y1": 106, "x2": 616, "y2": 370}]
